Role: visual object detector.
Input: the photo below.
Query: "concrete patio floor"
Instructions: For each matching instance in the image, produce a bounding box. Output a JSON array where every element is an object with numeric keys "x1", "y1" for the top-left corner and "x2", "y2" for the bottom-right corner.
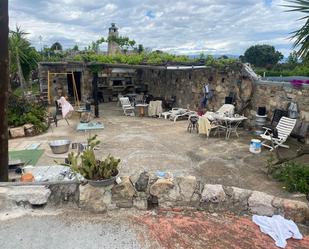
[{"x1": 9, "y1": 102, "x2": 309, "y2": 200}]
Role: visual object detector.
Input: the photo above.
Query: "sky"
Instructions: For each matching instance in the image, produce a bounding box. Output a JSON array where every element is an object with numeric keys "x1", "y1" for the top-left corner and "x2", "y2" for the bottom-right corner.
[{"x1": 8, "y1": 0, "x2": 306, "y2": 56}]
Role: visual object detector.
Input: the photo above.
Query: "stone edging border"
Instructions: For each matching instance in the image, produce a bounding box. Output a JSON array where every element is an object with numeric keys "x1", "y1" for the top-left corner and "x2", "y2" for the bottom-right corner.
[{"x1": 0, "y1": 175, "x2": 308, "y2": 224}]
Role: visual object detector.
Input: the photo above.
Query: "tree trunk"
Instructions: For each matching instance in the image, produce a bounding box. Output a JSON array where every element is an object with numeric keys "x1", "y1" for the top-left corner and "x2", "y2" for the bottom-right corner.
[
  {"x1": 273, "y1": 144, "x2": 309, "y2": 165},
  {"x1": 16, "y1": 50, "x2": 26, "y2": 93}
]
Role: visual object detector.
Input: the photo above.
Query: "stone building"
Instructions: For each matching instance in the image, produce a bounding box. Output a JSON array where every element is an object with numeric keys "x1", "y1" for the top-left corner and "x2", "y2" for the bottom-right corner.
[{"x1": 108, "y1": 23, "x2": 120, "y2": 55}]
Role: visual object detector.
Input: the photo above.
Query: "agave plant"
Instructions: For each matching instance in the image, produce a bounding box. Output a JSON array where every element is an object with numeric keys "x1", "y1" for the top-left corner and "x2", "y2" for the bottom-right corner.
[
  {"x1": 67, "y1": 135, "x2": 120, "y2": 181},
  {"x1": 284, "y1": 0, "x2": 309, "y2": 59}
]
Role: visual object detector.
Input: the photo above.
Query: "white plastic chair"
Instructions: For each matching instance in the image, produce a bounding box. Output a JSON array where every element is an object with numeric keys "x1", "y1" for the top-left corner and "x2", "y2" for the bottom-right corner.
[
  {"x1": 260, "y1": 117, "x2": 297, "y2": 151},
  {"x1": 119, "y1": 97, "x2": 135, "y2": 116}
]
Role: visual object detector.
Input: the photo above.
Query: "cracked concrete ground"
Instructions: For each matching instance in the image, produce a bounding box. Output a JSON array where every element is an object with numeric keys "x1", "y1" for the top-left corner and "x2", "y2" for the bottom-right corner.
[
  {"x1": 1, "y1": 209, "x2": 308, "y2": 249},
  {"x1": 9, "y1": 102, "x2": 309, "y2": 200}
]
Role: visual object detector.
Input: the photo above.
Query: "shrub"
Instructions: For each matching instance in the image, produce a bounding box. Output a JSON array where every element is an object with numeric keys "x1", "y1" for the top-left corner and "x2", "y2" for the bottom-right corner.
[
  {"x1": 272, "y1": 161, "x2": 309, "y2": 194},
  {"x1": 8, "y1": 94, "x2": 47, "y2": 133}
]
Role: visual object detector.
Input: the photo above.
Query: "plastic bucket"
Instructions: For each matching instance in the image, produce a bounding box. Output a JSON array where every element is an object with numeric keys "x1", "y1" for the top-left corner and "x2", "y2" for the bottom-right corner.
[{"x1": 249, "y1": 139, "x2": 261, "y2": 154}]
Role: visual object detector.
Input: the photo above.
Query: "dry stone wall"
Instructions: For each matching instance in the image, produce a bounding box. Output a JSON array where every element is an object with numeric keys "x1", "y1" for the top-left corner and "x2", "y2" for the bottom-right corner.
[
  {"x1": 139, "y1": 64, "x2": 309, "y2": 125},
  {"x1": 1, "y1": 176, "x2": 308, "y2": 224}
]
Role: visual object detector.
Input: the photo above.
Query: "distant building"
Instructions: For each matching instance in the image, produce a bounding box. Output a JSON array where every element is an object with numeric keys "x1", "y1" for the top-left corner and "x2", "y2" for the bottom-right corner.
[{"x1": 108, "y1": 23, "x2": 120, "y2": 55}]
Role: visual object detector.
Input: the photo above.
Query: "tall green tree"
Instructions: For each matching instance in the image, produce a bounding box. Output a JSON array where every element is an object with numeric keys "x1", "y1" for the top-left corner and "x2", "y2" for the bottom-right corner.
[
  {"x1": 9, "y1": 26, "x2": 39, "y2": 91},
  {"x1": 285, "y1": 0, "x2": 309, "y2": 59},
  {"x1": 50, "y1": 41, "x2": 62, "y2": 51},
  {"x1": 243, "y1": 44, "x2": 283, "y2": 68}
]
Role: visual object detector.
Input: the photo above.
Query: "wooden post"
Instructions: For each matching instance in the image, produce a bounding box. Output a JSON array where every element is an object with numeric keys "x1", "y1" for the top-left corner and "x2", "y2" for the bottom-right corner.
[
  {"x1": 47, "y1": 71, "x2": 51, "y2": 104},
  {"x1": 71, "y1": 71, "x2": 80, "y2": 107},
  {"x1": 0, "y1": 0, "x2": 9, "y2": 181}
]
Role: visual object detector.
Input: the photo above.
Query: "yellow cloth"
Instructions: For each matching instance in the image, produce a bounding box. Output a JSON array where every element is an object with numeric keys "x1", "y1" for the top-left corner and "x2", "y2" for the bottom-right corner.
[{"x1": 198, "y1": 116, "x2": 212, "y2": 137}]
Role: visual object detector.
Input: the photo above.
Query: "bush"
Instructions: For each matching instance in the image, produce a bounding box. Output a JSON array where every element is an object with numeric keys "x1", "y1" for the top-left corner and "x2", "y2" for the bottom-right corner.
[
  {"x1": 272, "y1": 161, "x2": 309, "y2": 194},
  {"x1": 8, "y1": 94, "x2": 47, "y2": 134}
]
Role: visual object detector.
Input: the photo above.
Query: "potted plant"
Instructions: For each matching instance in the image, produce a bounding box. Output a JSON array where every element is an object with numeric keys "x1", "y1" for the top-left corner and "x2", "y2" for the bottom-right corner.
[{"x1": 67, "y1": 135, "x2": 120, "y2": 186}]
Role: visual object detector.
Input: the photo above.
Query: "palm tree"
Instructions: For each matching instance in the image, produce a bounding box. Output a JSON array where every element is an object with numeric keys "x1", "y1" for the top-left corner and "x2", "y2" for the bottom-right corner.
[
  {"x1": 285, "y1": 0, "x2": 309, "y2": 59},
  {"x1": 9, "y1": 26, "x2": 31, "y2": 91}
]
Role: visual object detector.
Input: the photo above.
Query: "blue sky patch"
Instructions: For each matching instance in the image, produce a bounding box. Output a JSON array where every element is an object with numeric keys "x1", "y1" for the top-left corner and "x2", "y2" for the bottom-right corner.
[{"x1": 146, "y1": 10, "x2": 156, "y2": 19}]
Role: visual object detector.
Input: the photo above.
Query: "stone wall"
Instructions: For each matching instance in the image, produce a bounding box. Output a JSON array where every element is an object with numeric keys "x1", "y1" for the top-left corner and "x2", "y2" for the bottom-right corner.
[
  {"x1": 1, "y1": 176, "x2": 308, "y2": 224},
  {"x1": 251, "y1": 82, "x2": 309, "y2": 123},
  {"x1": 139, "y1": 64, "x2": 309, "y2": 125},
  {"x1": 39, "y1": 62, "x2": 92, "y2": 103}
]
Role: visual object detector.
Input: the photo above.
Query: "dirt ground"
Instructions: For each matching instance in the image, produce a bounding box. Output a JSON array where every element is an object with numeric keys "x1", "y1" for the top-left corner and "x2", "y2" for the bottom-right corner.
[{"x1": 9, "y1": 102, "x2": 309, "y2": 200}]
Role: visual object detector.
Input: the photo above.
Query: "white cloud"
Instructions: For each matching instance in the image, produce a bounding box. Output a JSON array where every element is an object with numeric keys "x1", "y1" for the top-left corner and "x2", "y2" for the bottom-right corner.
[{"x1": 8, "y1": 0, "x2": 305, "y2": 56}]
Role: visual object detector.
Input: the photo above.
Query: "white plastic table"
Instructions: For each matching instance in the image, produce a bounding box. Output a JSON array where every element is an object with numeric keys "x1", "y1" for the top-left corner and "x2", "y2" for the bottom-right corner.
[{"x1": 213, "y1": 115, "x2": 247, "y2": 139}]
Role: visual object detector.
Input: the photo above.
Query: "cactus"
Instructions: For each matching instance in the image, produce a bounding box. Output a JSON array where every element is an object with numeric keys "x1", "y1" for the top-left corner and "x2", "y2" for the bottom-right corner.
[{"x1": 67, "y1": 135, "x2": 120, "y2": 180}]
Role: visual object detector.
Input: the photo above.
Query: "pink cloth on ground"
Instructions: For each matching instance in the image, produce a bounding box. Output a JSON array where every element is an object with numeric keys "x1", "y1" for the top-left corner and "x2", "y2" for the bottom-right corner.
[{"x1": 58, "y1": 97, "x2": 74, "y2": 118}]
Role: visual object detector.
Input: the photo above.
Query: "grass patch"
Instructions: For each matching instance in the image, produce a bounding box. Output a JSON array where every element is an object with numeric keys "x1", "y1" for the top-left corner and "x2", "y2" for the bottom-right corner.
[{"x1": 272, "y1": 161, "x2": 309, "y2": 194}]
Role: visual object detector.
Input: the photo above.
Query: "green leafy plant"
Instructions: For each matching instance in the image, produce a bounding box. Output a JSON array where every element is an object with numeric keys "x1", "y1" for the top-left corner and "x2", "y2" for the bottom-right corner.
[
  {"x1": 272, "y1": 161, "x2": 309, "y2": 194},
  {"x1": 8, "y1": 94, "x2": 47, "y2": 133},
  {"x1": 67, "y1": 135, "x2": 120, "y2": 181}
]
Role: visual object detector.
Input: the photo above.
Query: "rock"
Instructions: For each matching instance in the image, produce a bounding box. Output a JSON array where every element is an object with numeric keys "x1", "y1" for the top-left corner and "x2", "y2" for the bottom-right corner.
[
  {"x1": 248, "y1": 191, "x2": 275, "y2": 216},
  {"x1": 231, "y1": 187, "x2": 252, "y2": 204},
  {"x1": 282, "y1": 199, "x2": 309, "y2": 224},
  {"x1": 9, "y1": 127, "x2": 25, "y2": 138},
  {"x1": 176, "y1": 176, "x2": 197, "y2": 202},
  {"x1": 0, "y1": 187, "x2": 13, "y2": 210},
  {"x1": 48, "y1": 183, "x2": 79, "y2": 207},
  {"x1": 79, "y1": 184, "x2": 107, "y2": 212},
  {"x1": 200, "y1": 184, "x2": 226, "y2": 203},
  {"x1": 7, "y1": 186, "x2": 51, "y2": 206},
  {"x1": 135, "y1": 172, "x2": 149, "y2": 192},
  {"x1": 133, "y1": 193, "x2": 148, "y2": 210},
  {"x1": 149, "y1": 179, "x2": 174, "y2": 197},
  {"x1": 300, "y1": 111, "x2": 309, "y2": 121},
  {"x1": 112, "y1": 177, "x2": 136, "y2": 208},
  {"x1": 23, "y1": 123, "x2": 35, "y2": 136}
]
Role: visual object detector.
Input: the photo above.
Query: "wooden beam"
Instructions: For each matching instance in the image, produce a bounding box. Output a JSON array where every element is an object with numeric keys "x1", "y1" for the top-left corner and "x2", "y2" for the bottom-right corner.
[
  {"x1": 47, "y1": 71, "x2": 51, "y2": 104},
  {"x1": 0, "y1": 0, "x2": 9, "y2": 181}
]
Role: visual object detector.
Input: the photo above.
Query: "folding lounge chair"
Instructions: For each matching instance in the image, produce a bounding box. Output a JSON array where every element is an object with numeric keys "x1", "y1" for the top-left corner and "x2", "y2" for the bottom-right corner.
[
  {"x1": 119, "y1": 97, "x2": 135, "y2": 116},
  {"x1": 169, "y1": 109, "x2": 197, "y2": 122},
  {"x1": 204, "y1": 104, "x2": 235, "y2": 121},
  {"x1": 260, "y1": 117, "x2": 297, "y2": 151}
]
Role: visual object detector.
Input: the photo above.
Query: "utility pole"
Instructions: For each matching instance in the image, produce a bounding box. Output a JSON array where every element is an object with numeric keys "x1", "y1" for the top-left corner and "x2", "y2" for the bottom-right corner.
[{"x1": 0, "y1": 0, "x2": 9, "y2": 181}]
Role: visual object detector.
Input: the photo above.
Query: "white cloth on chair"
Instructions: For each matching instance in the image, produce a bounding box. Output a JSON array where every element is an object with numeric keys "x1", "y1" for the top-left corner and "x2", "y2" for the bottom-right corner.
[
  {"x1": 58, "y1": 97, "x2": 74, "y2": 118},
  {"x1": 148, "y1": 101, "x2": 162, "y2": 116}
]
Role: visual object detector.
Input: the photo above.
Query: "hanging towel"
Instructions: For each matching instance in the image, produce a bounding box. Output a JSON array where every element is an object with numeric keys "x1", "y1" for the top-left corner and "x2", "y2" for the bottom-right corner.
[
  {"x1": 198, "y1": 116, "x2": 212, "y2": 137},
  {"x1": 252, "y1": 215, "x2": 303, "y2": 248},
  {"x1": 58, "y1": 97, "x2": 74, "y2": 118}
]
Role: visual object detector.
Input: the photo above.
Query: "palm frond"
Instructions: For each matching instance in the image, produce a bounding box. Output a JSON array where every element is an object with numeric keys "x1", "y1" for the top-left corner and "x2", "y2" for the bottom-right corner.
[{"x1": 285, "y1": 0, "x2": 309, "y2": 59}]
